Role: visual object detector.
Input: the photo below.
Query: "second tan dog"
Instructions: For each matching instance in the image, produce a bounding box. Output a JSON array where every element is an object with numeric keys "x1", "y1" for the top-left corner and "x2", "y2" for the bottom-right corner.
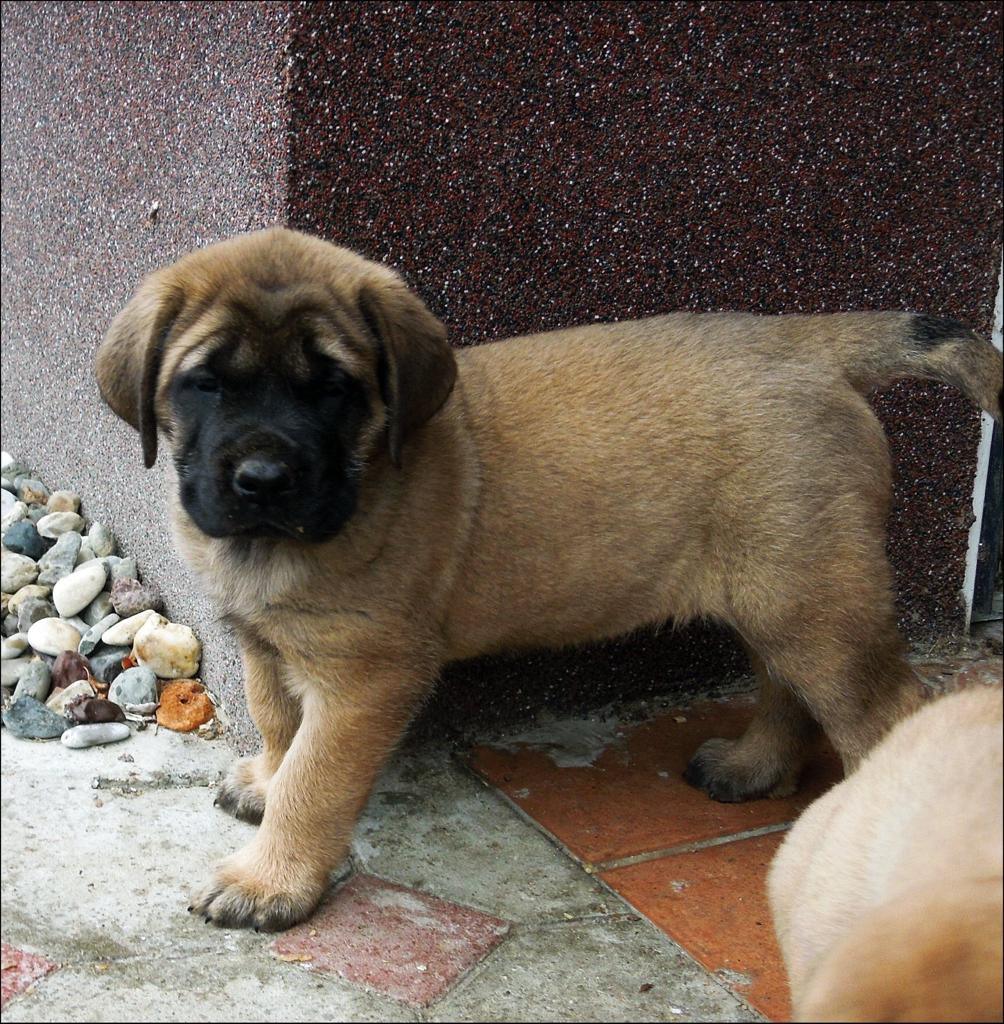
[
  {"x1": 769, "y1": 684, "x2": 1004, "y2": 1022},
  {"x1": 95, "y1": 228, "x2": 1003, "y2": 929}
]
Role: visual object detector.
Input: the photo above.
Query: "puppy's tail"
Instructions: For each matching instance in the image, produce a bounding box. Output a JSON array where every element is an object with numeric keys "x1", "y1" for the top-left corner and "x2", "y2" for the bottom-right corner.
[{"x1": 824, "y1": 312, "x2": 1002, "y2": 422}]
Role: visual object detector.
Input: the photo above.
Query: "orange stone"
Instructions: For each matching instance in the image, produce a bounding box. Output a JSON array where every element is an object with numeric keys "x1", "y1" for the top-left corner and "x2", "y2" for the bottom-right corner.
[{"x1": 156, "y1": 679, "x2": 214, "y2": 732}]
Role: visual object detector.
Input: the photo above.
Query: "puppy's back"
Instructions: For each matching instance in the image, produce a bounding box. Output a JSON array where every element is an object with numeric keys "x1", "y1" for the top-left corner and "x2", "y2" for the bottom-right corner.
[{"x1": 770, "y1": 685, "x2": 1003, "y2": 1022}]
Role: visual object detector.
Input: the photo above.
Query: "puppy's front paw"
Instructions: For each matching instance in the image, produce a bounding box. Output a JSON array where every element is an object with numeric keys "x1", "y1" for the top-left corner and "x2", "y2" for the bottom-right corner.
[
  {"x1": 214, "y1": 757, "x2": 269, "y2": 825},
  {"x1": 683, "y1": 737, "x2": 798, "y2": 802},
  {"x1": 189, "y1": 846, "x2": 325, "y2": 932}
]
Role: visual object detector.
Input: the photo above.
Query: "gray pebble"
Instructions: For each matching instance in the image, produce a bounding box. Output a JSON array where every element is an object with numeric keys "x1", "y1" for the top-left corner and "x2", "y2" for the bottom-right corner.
[
  {"x1": 82, "y1": 592, "x2": 115, "y2": 626},
  {"x1": 87, "y1": 644, "x2": 132, "y2": 684},
  {"x1": 26, "y1": 506, "x2": 47, "y2": 524},
  {"x1": 3, "y1": 521, "x2": 47, "y2": 561},
  {"x1": 108, "y1": 666, "x2": 158, "y2": 708},
  {"x1": 2, "y1": 613, "x2": 19, "y2": 637},
  {"x1": 1, "y1": 477, "x2": 14, "y2": 494},
  {"x1": 75, "y1": 541, "x2": 97, "y2": 565},
  {"x1": 37, "y1": 531, "x2": 82, "y2": 586},
  {"x1": 61, "y1": 722, "x2": 130, "y2": 748},
  {"x1": 87, "y1": 522, "x2": 117, "y2": 558},
  {"x1": 17, "y1": 596, "x2": 58, "y2": 634},
  {"x1": 2, "y1": 695, "x2": 68, "y2": 738},
  {"x1": 1, "y1": 657, "x2": 32, "y2": 689},
  {"x1": 1, "y1": 551, "x2": 39, "y2": 593},
  {"x1": 110, "y1": 577, "x2": 162, "y2": 618},
  {"x1": 109, "y1": 556, "x2": 138, "y2": 582},
  {"x1": 79, "y1": 613, "x2": 120, "y2": 655},
  {"x1": 12, "y1": 659, "x2": 52, "y2": 703}
]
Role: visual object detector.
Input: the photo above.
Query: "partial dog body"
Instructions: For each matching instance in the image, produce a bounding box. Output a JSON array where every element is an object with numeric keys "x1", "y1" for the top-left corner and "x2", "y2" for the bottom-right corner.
[
  {"x1": 96, "y1": 228, "x2": 1003, "y2": 929},
  {"x1": 769, "y1": 685, "x2": 1004, "y2": 1022}
]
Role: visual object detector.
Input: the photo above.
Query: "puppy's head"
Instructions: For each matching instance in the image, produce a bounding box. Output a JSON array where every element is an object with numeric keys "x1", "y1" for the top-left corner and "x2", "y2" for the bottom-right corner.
[{"x1": 96, "y1": 228, "x2": 456, "y2": 542}]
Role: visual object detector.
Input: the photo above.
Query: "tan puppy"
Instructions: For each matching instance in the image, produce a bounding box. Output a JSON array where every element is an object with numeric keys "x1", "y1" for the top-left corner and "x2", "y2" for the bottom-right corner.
[
  {"x1": 769, "y1": 685, "x2": 1004, "y2": 1022},
  {"x1": 96, "y1": 227, "x2": 1003, "y2": 930}
]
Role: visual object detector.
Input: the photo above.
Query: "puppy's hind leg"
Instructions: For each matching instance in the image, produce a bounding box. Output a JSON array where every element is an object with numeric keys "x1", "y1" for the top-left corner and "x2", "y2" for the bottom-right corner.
[
  {"x1": 214, "y1": 634, "x2": 301, "y2": 825},
  {"x1": 684, "y1": 650, "x2": 821, "y2": 802}
]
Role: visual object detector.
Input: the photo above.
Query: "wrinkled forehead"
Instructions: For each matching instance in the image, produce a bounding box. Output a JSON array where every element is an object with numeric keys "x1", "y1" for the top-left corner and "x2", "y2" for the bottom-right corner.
[{"x1": 165, "y1": 281, "x2": 370, "y2": 382}]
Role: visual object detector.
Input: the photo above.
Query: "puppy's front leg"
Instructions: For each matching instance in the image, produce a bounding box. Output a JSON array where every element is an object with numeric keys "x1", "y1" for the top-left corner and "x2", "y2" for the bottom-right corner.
[
  {"x1": 190, "y1": 658, "x2": 428, "y2": 931},
  {"x1": 214, "y1": 635, "x2": 301, "y2": 825}
]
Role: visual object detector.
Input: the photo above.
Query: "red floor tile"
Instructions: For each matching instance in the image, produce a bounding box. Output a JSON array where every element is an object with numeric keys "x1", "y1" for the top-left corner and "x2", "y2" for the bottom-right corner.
[
  {"x1": 271, "y1": 874, "x2": 509, "y2": 1007},
  {"x1": 601, "y1": 832, "x2": 791, "y2": 1021},
  {"x1": 470, "y1": 697, "x2": 841, "y2": 865},
  {"x1": 1, "y1": 943, "x2": 58, "y2": 1010}
]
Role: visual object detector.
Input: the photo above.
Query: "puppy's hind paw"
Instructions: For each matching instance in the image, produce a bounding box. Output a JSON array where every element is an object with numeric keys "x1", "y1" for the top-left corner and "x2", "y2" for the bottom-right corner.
[{"x1": 683, "y1": 737, "x2": 797, "y2": 803}]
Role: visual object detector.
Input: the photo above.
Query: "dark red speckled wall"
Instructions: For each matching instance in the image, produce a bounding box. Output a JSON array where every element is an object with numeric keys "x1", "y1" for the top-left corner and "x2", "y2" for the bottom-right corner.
[{"x1": 284, "y1": 2, "x2": 1001, "y2": 726}]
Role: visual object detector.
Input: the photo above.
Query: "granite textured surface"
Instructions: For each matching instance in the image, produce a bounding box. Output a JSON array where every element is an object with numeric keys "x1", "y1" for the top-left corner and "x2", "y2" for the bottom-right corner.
[
  {"x1": 2, "y1": 2, "x2": 1001, "y2": 748},
  {"x1": 287, "y1": 1, "x2": 1002, "y2": 730}
]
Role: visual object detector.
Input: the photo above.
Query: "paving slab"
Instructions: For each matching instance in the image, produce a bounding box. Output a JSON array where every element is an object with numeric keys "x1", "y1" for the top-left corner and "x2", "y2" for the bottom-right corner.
[
  {"x1": 1, "y1": 950, "x2": 416, "y2": 1023},
  {"x1": 273, "y1": 874, "x2": 509, "y2": 1008},
  {"x1": 470, "y1": 698, "x2": 841, "y2": 866},
  {"x1": 429, "y1": 917, "x2": 760, "y2": 1022},
  {"x1": 353, "y1": 742, "x2": 613, "y2": 923},
  {"x1": 602, "y1": 833, "x2": 791, "y2": 1020},
  {"x1": 1, "y1": 736, "x2": 259, "y2": 961},
  {"x1": 1, "y1": 944, "x2": 58, "y2": 1010}
]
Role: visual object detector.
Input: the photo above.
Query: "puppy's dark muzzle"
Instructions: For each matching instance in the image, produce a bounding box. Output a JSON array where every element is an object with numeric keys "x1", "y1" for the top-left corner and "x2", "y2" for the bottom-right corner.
[{"x1": 232, "y1": 457, "x2": 295, "y2": 504}]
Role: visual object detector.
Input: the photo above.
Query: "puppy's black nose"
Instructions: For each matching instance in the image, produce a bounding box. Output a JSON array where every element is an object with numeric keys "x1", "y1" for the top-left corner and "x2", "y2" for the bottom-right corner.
[{"x1": 232, "y1": 457, "x2": 293, "y2": 502}]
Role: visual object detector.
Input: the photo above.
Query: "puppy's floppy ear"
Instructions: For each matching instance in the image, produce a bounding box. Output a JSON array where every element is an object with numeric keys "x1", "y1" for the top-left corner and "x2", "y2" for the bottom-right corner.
[
  {"x1": 96, "y1": 272, "x2": 183, "y2": 469},
  {"x1": 358, "y1": 275, "x2": 456, "y2": 468}
]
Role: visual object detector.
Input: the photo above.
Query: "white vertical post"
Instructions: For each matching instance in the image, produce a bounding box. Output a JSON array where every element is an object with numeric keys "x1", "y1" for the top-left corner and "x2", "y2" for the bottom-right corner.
[{"x1": 963, "y1": 261, "x2": 1004, "y2": 630}]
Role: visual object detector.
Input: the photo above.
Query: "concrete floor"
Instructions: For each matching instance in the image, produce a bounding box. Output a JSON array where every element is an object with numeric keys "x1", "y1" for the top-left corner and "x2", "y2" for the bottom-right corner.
[
  {"x1": 1, "y1": 722, "x2": 756, "y2": 1023},
  {"x1": 3, "y1": 635, "x2": 1000, "y2": 1022}
]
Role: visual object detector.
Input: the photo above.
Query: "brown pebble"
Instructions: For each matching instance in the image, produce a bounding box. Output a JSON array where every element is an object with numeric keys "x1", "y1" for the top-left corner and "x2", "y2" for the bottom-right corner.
[
  {"x1": 156, "y1": 679, "x2": 214, "y2": 732},
  {"x1": 66, "y1": 696, "x2": 126, "y2": 725},
  {"x1": 52, "y1": 650, "x2": 92, "y2": 690}
]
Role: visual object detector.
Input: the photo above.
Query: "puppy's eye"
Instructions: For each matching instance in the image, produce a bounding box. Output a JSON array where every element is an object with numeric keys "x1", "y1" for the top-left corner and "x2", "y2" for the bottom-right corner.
[
  {"x1": 322, "y1": 374, "x2": 346, "y2": 398},
  {"x1": 191, "y1": 372, "x2": 221, "y2": 394}
]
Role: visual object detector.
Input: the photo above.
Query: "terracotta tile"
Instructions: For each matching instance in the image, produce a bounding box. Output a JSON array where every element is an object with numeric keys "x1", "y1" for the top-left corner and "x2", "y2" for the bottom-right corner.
[
  {"x1": 270, "y1": 874, "x2": 509, "y2": 1007},
  {"x1": 1, "y1": 943, "x2": 58, "y2": 1009},
  {"x1": 470, "y1": 697, "x2": 841, "y2": 864},
  {"x1": 601, "y1": 833, "x2": 791, "y2": 1021}
]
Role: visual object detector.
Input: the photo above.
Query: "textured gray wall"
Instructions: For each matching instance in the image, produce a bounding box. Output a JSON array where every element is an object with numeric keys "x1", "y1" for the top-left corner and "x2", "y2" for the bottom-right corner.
[{"x1": 1, "y1": 1, "x2": 289, "y2": 754}]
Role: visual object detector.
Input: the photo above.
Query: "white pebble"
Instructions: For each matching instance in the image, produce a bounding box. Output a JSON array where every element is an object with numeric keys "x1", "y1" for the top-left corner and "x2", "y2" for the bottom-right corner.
[
  {"x1": 46, "y1": 678, "x2": 96, "y2": 712},
  {"x1": 61, "y1": 723, "x2": 131, "y2": 749},
  {"x1": 1, "y1": 489, "x2": 15, "y2": 520},
  {"x1": 53, "y1": 561, "x2": 108, "y2": 618},
  {"x1": 26, "y1": 617, "x2": 82, "y2": 656},
  {"x1": 87, "y1": 522, "x2": 116, "y2": 558},
  {"x1": 0, "y1": 451, "x2": 13, "y2": 472},
  {"x1": 134, "y1": 617, "x2": 201, "y2": 679},
  {"x1": 1, "y1": 633, "x2": 29, "y2": 660},
  {"x1": 101, "y1": 610, "x2": 163, "y2": 647},
  {"x1": 36, "y1": 511, "x2": 85, "y2": 539},
  {"x1": 1, "y1": 550, "x2": 38, "y2": 593},
  {"x1": 1, "y1": 499, "x2": 28, "y2": 531}
]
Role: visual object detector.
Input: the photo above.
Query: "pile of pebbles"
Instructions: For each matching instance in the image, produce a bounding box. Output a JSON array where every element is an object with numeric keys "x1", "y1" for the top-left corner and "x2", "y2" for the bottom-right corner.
[{"x1": 1, "y1": 450, "x2": 218, "y2": 749}]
